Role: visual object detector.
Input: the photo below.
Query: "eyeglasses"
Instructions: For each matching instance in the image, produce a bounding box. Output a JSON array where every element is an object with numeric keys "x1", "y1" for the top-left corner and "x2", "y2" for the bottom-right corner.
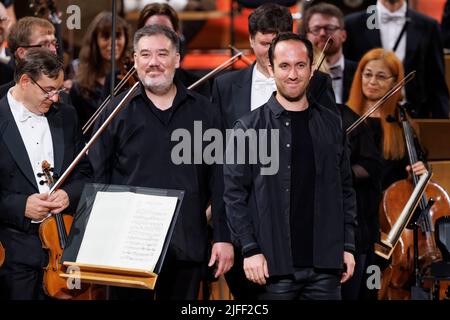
[
  {"x1": 307, "y1": 25, "x2": 341, "y2": 36},
  {"x1": 362, "y1": 72, "x2": 395, "y2": 82},
  {"x1": 21, "y1": 40, "x2": 59, "y2": 50},
  {"x1": 30, "y1": 77, "x2": 66, "y2": 99}
]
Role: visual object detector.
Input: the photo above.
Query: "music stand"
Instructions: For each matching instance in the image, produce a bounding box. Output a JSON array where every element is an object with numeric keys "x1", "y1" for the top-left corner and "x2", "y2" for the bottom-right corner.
[{"x1": 59, "y1": 183, "x2": 184, "y2": 290}]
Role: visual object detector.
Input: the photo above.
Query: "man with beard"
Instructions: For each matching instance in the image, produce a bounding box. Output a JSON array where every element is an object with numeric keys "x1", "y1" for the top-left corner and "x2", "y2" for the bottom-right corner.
[
  {"x1": 223, "y1": 32, "x2": 357, "y2": 300},
  {"x1": 89, "y1": 25, "x2": 233, "y2": 300},
  {"x1": 303, "y1": 3, "x2": 357, "y2": 105}
]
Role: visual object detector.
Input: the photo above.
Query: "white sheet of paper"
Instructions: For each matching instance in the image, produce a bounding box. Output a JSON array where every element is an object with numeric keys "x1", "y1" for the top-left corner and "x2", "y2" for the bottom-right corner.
[{"x1": 76, "y1": 191, "x2": 178, "y2": 272}]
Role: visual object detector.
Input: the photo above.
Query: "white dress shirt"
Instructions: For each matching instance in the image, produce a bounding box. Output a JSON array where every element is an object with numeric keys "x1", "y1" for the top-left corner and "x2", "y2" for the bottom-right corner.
[
  {"x1": 250, "y1": 65, "x2": 276, "y2": 111},
  {"x1": 328, "y1": 55, "x2": 345, "y2": 104},
  {"x1": 377, "y1": 1, "x2": 407, "y2": 63},
  {"x1": 7, "y1": 89, "x2": 54, "y2": 222}
]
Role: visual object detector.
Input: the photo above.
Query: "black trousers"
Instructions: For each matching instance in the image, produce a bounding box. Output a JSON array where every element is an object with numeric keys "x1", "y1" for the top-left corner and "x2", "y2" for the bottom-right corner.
[
  {"x1": 0, "y1": 225, "x2": 48, "y2": 300},
  {"x1": 224, "y1": 249, "x2": 260, "y2": 300},
  {"x1": 113, "y1": 249, "x2": 204, "y2": 300},
  {"x1": 256, "y1": 268, "x2": 341, "y2": 300}
]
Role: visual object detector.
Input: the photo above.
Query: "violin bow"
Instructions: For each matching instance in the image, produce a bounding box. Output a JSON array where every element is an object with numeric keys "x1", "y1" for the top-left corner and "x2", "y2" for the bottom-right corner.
[
  {"x1": 82, "y1": 66, "x2": 136, "y2": 135},
  {"x1": 228, "y1": 45, "x2": 253, "y2": 65},
  {"x1": 314, "y1": 36, "x2": 333, "y2": 72},
  {"x1": 346, "y1": 71, "x2": 416, "y2": 135},
  {"x1": 50, "y1": 82, "x2": 140, "y2": 193},
  {"x1": 188, "y1": 52, "x2": 243, "y2": 90}
]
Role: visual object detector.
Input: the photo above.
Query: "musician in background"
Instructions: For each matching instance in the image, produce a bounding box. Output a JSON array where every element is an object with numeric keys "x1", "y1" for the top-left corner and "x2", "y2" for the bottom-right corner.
[
  {"x1": 346, "y1": 48, "x2": 427, "y2": 299},
  {"x1": 70, "y1": 11, "x2": 130, "y2": 138},
  {"x1": 302, "y1": 3, "x2": 357, "y2": 106},
  {"x1": 89, "y1": 25, "x2": 233, "y2": 300},
  {"x1": 0, "y1": 16, "x2": 57, "y2": 98},
  {"x1": 0, "y1": 48, "x2": 91, "y2": 300},
  {"x1": 344, "y1": 0, "x2": 449, "y2": 118}
]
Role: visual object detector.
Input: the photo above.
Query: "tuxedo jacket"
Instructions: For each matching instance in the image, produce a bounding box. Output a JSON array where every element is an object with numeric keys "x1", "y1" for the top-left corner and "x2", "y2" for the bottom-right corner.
[
  {"x1": 343, "y1": 58, "x2": 358, "y2": 104},
  {"x1": 0, "y1": 96, "x2": 92, "y2": 233},
  {"x1": 0, "y1": 47, "x2": 14, "y2": 86},
  {"x1": 344, "y1": 9, "x2": 449, "y2": 118}
]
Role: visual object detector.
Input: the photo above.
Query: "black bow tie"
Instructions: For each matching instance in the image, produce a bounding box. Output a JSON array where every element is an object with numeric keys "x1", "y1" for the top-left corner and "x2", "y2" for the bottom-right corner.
[
  {"x1": 329, "y1": 65, "x2": 343, "y2": 80},
  {"x1": 381, "y1": 13, "x2": 405, "y2": 24}
]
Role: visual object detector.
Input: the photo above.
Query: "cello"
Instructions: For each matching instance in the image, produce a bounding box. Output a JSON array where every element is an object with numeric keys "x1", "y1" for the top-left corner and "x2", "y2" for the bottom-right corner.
[{"x1": 377, "y1": 106, "x2": 450, "y2": 299}]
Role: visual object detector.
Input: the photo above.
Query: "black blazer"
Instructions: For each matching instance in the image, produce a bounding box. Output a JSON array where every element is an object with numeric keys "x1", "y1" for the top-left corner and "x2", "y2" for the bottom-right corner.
[
  {"x1": 0, "y1": 48, "x2": 14, "y2": 86},
  {"x1": 344, "y1": 9, "x2": 449, "y2": 118},
  {"x1": 0, "y1": 96, "x2": 92, "y2": 233},
  {"x1": 212, "y1": 64, "x2": 254, "y2": 130}
]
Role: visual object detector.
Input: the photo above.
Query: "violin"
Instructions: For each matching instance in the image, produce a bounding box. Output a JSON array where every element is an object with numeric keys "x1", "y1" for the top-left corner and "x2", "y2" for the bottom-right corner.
[
  {"x1": 38, "y1": 161, "x2": 97, "y2": 299},
  {"x1": 377, "y1": 107, "x2": 450, "y2": 299}
]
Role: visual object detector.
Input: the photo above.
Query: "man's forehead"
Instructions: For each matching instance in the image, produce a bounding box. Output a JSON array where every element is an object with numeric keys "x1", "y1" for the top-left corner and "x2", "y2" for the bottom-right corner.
[
  {"x1": 37, "y1": 72, "x2": 64, "y2": 85},
  {"x1": 138, "y1": 35, "x2": 174, "y2": 51},
  {"x1": 309, "y1": 13, "x2": 339, "y2": 24}
]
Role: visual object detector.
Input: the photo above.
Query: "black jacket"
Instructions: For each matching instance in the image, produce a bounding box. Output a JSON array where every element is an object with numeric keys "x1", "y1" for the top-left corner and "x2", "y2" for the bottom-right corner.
[
  {"x1": 344, "y1": 9, "x2": 449, "y2": 118},
  {"x1": 223, "y1": 93, "x2": 357, "y2": 276}
]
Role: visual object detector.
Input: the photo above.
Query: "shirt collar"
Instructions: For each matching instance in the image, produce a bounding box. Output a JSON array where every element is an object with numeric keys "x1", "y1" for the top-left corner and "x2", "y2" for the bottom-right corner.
[
  {"x1": 377, "y1": 0, "x2": 407, "y2": 17},
  {"x1": 253, "y1": 64, "x2": 274, "y2": 84},
  {"x1": 267, "y1": 92, "x2": 316, "y2": 118},
  {"x1": 135, "y1": 78, "x2": 191, "y2": 112},
  {"x1": 7, "y1": 88, "x2": 44, "y2": 122}
]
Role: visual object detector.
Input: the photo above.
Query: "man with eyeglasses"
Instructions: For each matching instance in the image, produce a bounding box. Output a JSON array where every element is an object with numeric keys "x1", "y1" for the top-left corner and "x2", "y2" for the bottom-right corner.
[
  {"x1": 0, "y1": 16, "x2": 59, "y2": 98},
  {"x1": 0, "y1": 2, "x2": 13, "y2": 86},
  {"x1": 0, "y1": 48, "x2": 92, "y2": 300},
  {"x1": 344, "y1": 0, "x2": 449, "y2": 119},
  {"x1": 303, "y1": 3, "x2": 357, "y2": 106}
]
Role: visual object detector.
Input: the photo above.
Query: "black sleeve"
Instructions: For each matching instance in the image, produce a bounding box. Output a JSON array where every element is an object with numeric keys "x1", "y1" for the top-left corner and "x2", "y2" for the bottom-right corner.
[
  {"x1": 340, "y1": 131, "x2": 358, "y2": 253},
  {"x1": 223, "y1": 120, "x2": 260, "y2": 256},
  {"x1": 208, "y1": 102, "x2": 231, "y2": 243}
]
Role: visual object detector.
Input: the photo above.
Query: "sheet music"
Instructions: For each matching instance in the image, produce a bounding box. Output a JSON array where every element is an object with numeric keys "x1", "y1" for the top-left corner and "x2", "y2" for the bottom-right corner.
[{"x1": 76, "y1": 191, "x2": 178, "y2": 272}]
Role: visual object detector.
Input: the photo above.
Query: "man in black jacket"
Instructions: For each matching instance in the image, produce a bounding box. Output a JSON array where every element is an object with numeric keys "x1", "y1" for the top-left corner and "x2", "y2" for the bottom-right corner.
[
  {"x1": 344, "y1": 0, "x2": 449, "y2": 118},
  {"x1": 224, "y1": 33, "x2": 357, "y2": 300},
  {"x1": 0, "y1": 49, "x2": 91, "y2": 300}
]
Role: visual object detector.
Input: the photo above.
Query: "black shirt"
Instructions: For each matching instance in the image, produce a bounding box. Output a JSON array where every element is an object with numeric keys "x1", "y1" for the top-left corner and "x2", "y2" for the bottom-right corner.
[
  {"x1": 289, "y1": 109, "x2": 315, "y2": 267},
  {"x1": 89, "y1": 81, "x2": 230, "y2": 262}
]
